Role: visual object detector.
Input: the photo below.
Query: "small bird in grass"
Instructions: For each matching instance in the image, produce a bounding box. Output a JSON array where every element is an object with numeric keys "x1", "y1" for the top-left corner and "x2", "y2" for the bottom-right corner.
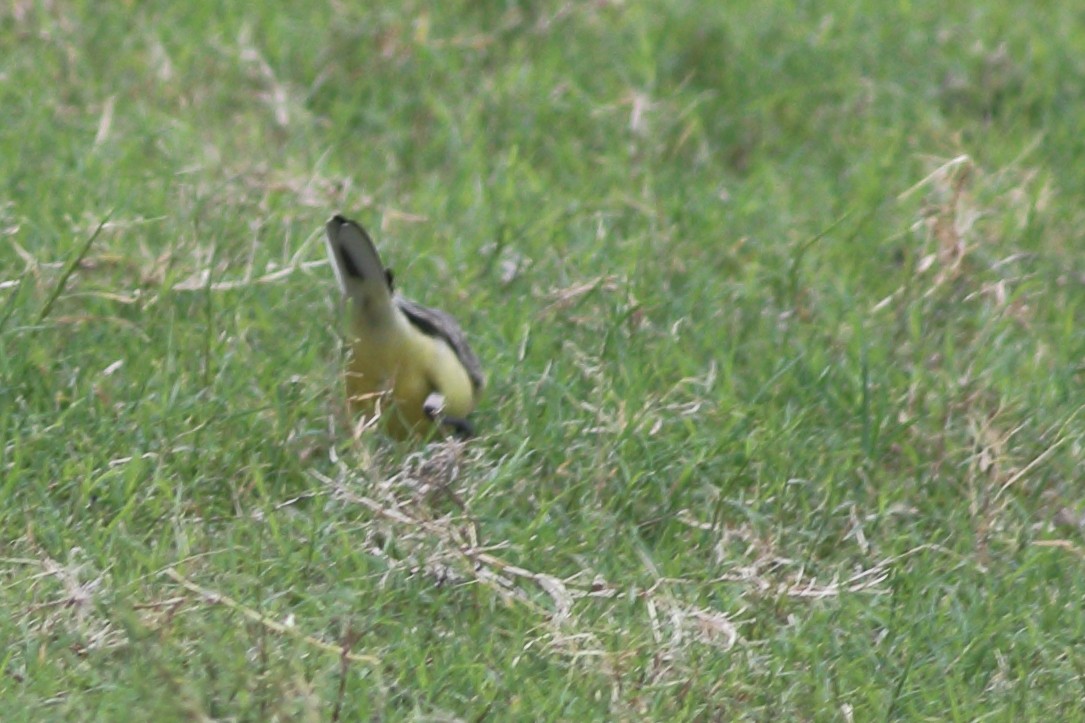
[{"x1": 324, "y1": 214, "x2": 484, "y2": 439}]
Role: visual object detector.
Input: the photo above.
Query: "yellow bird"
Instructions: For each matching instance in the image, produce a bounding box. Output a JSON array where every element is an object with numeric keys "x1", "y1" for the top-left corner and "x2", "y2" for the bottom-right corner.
[{"x1": 324, "y1": 214, "x2": 484, "y2": 438}]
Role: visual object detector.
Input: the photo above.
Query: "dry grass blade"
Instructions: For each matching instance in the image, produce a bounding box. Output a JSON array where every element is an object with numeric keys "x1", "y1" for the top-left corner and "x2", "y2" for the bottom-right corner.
[
  {"x1": 312, "y1": 467, "x2": 576, "y2": 620},
  {"x1": 171, "y1": 259, "x2": 329, "y2": 292},
  {"x1": 163, "y1": 568, "x2": 380, "y2": 666}
]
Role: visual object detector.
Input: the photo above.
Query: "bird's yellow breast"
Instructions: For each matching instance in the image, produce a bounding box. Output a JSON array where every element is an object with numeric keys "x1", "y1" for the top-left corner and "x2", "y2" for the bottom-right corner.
[{"x1": 346, "y1": 317, "x2": 476, "y2": 438}]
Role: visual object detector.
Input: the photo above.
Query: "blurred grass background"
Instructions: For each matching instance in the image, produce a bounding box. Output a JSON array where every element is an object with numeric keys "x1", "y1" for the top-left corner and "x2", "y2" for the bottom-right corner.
[{"x1": 3, "y1": 1, "x2": 1085, "y2": 718}]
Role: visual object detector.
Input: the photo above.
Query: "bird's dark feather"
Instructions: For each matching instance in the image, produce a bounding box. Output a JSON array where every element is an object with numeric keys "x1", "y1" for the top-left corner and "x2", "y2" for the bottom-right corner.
[{"x1": 396, "y1": 296, "x2": 485, "y2": 393}]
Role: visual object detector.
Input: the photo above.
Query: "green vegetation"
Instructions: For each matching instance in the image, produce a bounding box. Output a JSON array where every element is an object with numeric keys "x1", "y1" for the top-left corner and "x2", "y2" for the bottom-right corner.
[{"x1": 3, "y1": 1, "x2": 1085, "y2": 718}]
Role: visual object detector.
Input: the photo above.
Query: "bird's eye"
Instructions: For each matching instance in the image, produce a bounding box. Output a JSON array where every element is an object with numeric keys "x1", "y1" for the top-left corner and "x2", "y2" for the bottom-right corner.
[{"x1": 385, "y1": 269, "x2": 395, "y2": 290}]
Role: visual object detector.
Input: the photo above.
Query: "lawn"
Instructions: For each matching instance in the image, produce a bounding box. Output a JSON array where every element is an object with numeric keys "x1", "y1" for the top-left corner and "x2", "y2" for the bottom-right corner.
[{"x1": 3, "y1": 1, "x2": 1085, "y2": 719}]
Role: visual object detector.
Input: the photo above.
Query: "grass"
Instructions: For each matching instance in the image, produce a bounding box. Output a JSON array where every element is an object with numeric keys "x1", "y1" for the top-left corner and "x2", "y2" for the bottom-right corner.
[{"x1": 3, "y1": 0, "x2": 1085, "y2": 718}]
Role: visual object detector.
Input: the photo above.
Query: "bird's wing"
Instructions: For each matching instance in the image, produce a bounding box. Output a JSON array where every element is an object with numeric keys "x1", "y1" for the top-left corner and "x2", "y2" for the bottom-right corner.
[{"x1": 396, "y1": 295, "x2": 485, "y2": 394}]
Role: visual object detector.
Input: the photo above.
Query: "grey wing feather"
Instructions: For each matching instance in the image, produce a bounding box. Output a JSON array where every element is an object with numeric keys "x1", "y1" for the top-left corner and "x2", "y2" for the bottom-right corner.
[{"x1": 396, "y1": 296, "x2": 485, "y2": 393}]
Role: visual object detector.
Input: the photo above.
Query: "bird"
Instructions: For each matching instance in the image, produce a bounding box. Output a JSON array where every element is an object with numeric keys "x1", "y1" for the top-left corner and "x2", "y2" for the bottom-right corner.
[{"x1": 324, "y1": 214, "x2": 484, "y2": 439}]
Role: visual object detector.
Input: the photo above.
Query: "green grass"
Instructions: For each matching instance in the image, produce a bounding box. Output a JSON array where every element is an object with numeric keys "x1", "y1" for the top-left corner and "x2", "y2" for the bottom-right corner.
[{"x1": 4, "y1": 0, "x2": 1085, "y2": 718}]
